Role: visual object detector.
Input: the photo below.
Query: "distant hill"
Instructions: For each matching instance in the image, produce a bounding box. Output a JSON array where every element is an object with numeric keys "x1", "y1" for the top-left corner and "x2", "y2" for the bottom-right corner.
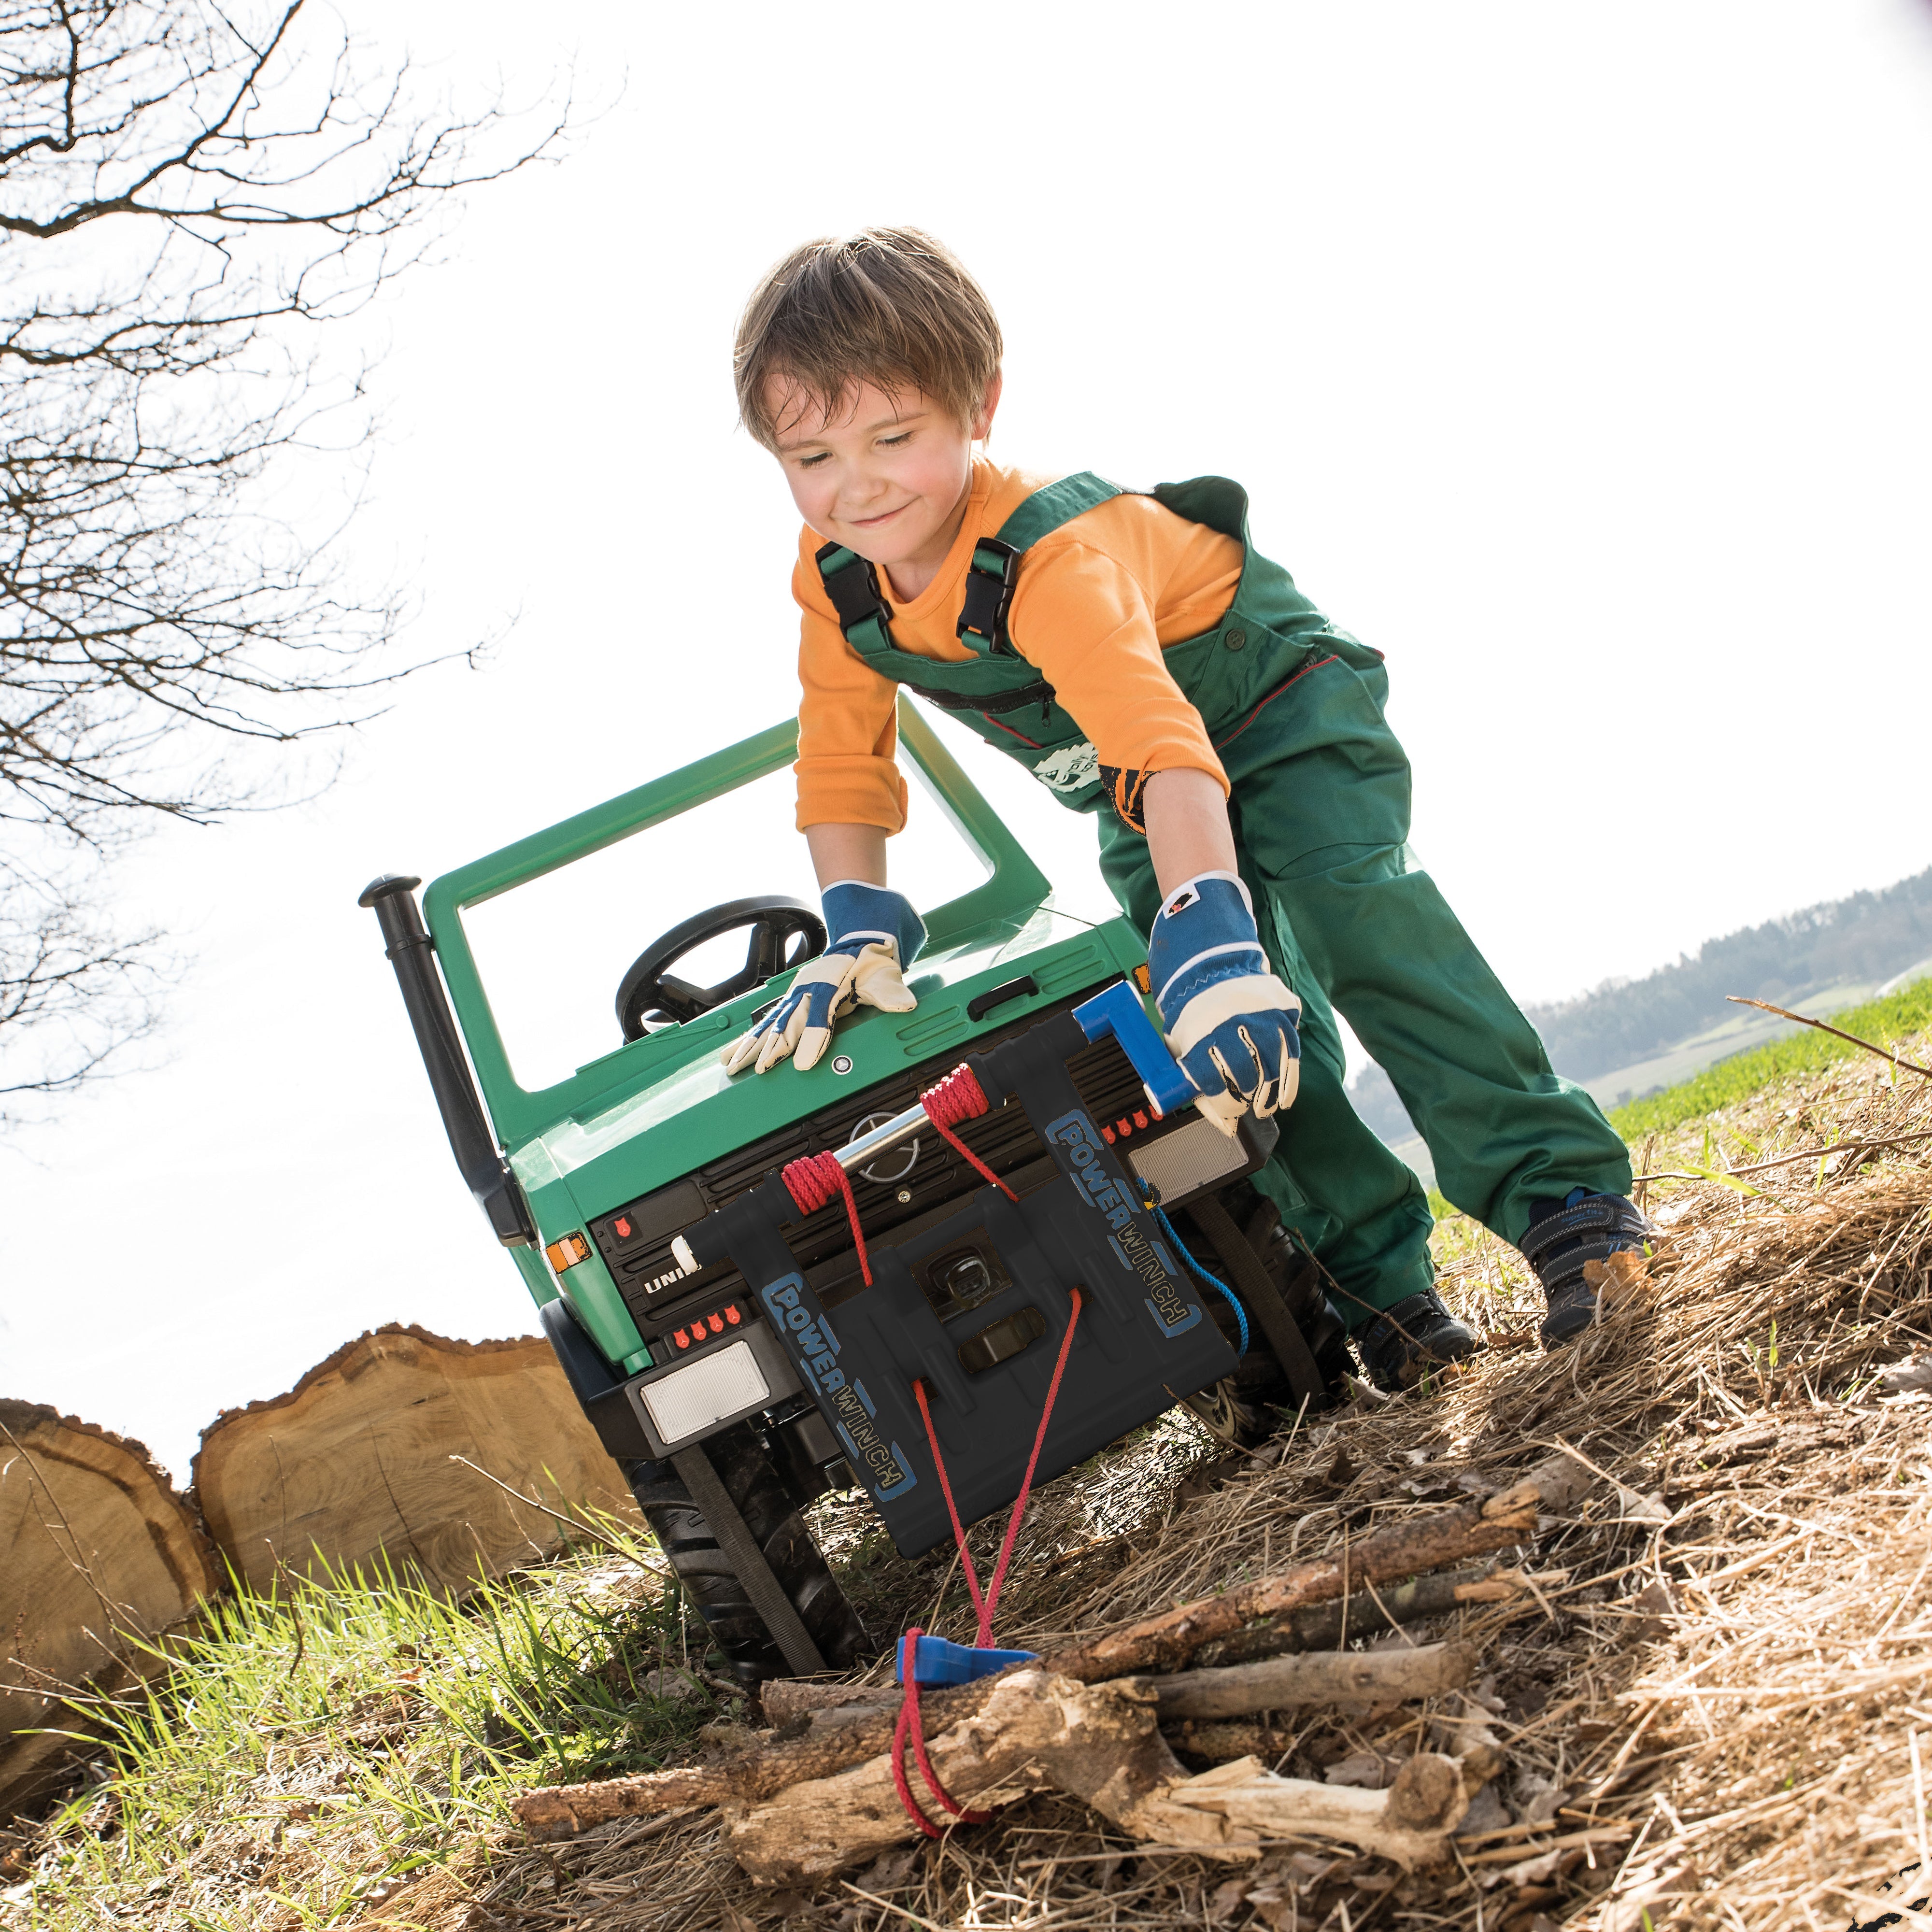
[{"x1": 1349, "y1": 864, "x2": 1932, "y2": 1150}]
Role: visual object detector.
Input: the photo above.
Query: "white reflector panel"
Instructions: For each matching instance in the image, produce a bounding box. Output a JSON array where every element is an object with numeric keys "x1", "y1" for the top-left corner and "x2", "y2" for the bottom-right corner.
[
  {"x1": 1128, "y1": 1114, "x2": 1249, "y2": 1204},
  {"x1": 641, "y1": 1340, "x2": 770, "y2": 1445}
]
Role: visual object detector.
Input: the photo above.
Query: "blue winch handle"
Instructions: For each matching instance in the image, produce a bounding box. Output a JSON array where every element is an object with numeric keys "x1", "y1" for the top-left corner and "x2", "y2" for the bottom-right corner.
[
  {"x1": 897, "y1": 1633, "x2": 1040, "y2": 1687},
  {"x1": 1072, "y1": 980, "x2": 1195, "y2": 1120}
]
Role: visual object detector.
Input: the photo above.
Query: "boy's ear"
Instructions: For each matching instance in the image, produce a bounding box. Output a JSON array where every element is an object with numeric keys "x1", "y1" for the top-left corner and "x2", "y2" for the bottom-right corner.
[{"x1": 971, "y1": 369, "x2": 1003, "y2": 442}]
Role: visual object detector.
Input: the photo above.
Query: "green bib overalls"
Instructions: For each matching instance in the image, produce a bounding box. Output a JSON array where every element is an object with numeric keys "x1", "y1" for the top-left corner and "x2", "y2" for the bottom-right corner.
[{"x1": 816, "y1": 474, "x2": 1631, "y2": 1323}]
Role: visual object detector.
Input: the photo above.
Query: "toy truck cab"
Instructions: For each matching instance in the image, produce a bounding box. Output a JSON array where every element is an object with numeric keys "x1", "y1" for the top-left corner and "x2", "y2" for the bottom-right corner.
[{"x1": 364, "y1": 702, "x2": 1335, "y2": 1682}]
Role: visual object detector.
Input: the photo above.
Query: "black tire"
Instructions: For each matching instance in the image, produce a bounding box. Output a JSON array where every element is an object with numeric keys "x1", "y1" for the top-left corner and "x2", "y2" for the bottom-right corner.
[
  {"x1": 1179, "y1": 1185, "x2": 1355, "y2": 1447},
  {"x1": 625, "y1": 1424, "x2": 869, "y2": 1686}
]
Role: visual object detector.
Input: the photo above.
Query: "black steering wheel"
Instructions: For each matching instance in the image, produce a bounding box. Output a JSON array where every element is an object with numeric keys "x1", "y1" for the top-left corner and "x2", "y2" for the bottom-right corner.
[{"x1": 615, "y1": 896, "x2": 827, "y2": 1040}]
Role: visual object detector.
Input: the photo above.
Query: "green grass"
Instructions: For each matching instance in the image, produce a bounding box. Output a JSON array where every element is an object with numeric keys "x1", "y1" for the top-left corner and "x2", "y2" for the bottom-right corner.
[
  {"x1": 1607, "y1": 977, "x2": 1932, "y2": 1139},
  {"x1": 2, "y1": 1532, "x2": 739, "y2": 1931}
]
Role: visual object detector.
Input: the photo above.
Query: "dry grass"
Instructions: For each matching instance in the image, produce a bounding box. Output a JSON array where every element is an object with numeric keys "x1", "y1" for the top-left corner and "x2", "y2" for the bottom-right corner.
[{"x1": 8, "y1": 1037, "x2": 1932, "y2": 1931}]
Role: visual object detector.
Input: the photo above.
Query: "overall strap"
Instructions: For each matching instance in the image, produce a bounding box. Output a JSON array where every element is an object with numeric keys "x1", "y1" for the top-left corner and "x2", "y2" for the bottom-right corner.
[
  {"x1": 815, "y1": 471, "x2": 1126, "y2": 661},
  {"x1": 815, "y1": 542, "x2": 896, "y2": 656},
  {"x1": 956, "y1": 472, "x2": 1125, "y2": 657}
]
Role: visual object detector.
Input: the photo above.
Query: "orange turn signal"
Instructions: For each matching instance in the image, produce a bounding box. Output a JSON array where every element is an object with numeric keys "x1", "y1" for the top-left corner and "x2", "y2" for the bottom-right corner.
[{"x1": 545, "y1": 1232, "x2": 591, "y2": 1275}]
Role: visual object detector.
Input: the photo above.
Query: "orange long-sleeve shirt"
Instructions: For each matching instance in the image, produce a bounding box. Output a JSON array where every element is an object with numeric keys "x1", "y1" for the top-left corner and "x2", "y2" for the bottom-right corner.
[{"x1": 793, "y1": 460, "x2": 1242, "y2": 834}]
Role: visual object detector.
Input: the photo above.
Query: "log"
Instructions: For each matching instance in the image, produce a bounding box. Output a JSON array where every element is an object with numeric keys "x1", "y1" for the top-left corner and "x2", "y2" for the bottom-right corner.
[
  {"x1": 765, "y1": 1642, "x2": 1472, "y2": 1742},
  {"x1": 715, "y1": 1670, "x2": 1480, "y2": 1885},
  {"x1": 1164, "y1": 1719, "x2": 1287, "y2": 1762},
  {"x1": 1123, "y1": 1749, "x2": 1472, "y2": 1868},
  {"x1": 1191, "y1": 1562, "x2": 1522, "y2": 1667},
  {"x1": 759, "y1": 1680, "x2": 886, "y2": 1726},
  {"x1": 758, "y1": 1568, "x2": 1514, "y2": 1725},
  {"x1": 512, "y1": 1452, "x2": 1592, "y2": 1838},
  {"x1": 194, "y1": 1324, "x2": 640, "y2": 1595},
  {"x1": 1136, "y1": 1640, "x2": 1473, "y2": 1719},
  {"x1": 0, "y1": 1402, "x2": 219, "y2": 1820},
  {"x1": 1046, "y1": 1451, "x2": 1591, "y2": 1684}
]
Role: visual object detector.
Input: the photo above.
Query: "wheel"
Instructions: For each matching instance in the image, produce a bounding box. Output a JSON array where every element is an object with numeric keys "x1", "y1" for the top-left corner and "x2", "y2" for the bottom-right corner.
[
  {"x1": 1179, "y1": 1185, "x2": 1356, "y2": 1448},
  {"x1": 625, "y1": 1423, "x2": 869, "y2": 1686},
  {"x1": 615, "y1": 896, "x2": 827, "y2": 1038}
]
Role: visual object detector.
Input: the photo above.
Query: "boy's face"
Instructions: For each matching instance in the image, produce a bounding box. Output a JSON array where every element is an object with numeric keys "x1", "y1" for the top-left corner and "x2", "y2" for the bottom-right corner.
[{"x1": 768, "y1": 374, "x2": 999, "y2": 592}]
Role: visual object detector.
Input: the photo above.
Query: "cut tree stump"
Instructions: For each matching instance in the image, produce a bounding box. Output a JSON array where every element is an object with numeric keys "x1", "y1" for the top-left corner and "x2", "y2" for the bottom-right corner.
[
  {"x1": 193, "y1": 1325, "x2": 639, "y2": 1594},
  {"x1": 0, "y1": 1401, "x2": 220, "y2": 1820}
]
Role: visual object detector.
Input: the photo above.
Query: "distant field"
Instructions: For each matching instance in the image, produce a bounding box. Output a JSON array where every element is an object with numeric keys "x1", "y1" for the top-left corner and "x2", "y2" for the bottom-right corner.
[{"x1": 1607, "y1": 976, "x2": 1932, "y2": 1138}]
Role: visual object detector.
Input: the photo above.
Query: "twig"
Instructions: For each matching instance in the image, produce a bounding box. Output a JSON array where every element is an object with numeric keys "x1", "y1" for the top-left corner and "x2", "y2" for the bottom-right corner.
[
  {"x1": 0, "y1": 1419, "x2": 132, "y2": 1641},
  {"x1": 1914, "y1": 1731, "x2": 1930, "y2": 1886},
  {"x1": 269, "y1": 1545, "x2": 305, "y2": 1683},
  {"x1": 1726, "y1": 995, "x2": 1932, "y2": 1080},
  {"x1": 1633, "y1": 1127, "x2": 1932, "y2": 1184},
  {"x1": 613, "y1": 1805, "x2": 707, "y2": 1846},
  {"x1": 445, "y1": 1456, "x2": 671, "y2": 1576},
  {"x1": 1357, "y1": 1571, "x2": 1416, "y2": 1648},
  {"x1": 838, "y1": 1881, "x2": 952, "y2": 1930}
]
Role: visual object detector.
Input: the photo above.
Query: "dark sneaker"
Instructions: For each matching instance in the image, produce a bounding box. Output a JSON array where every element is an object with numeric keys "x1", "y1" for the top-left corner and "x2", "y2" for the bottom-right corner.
[
  {"x1": 1357, "y1": 1288, "x2": 1484, "y2": 1393},
  {"x1": 1519, "y1": 1190, "x2": 1653, "y2": 1348}
]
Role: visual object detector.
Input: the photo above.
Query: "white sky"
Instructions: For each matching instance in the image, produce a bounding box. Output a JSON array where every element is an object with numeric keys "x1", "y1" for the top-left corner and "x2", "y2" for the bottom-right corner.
[{"x1": 5, "y1": 0, "x2": 1931, "y2": 1480}]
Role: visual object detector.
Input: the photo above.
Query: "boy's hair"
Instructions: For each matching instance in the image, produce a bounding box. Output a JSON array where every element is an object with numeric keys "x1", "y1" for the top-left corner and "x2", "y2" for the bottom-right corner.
[{"x1": 735, "y1": 227, "x2": 1001, "y2": 450}]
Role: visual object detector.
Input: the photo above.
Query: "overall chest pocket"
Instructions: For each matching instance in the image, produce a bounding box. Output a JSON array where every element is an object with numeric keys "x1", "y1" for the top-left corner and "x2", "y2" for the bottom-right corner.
[{"x1": 942, "y1": 679, "x2": 1110, "y2": 806}]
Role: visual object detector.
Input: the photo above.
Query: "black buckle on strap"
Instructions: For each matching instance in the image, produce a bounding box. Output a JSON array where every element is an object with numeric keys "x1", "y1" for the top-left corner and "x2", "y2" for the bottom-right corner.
[
  {"x1": 816, "y1": 540, "x2": 893, "y2": 641},
  {"x1": 956, "y1": 538, "x2": 1020, "y2": 655}
]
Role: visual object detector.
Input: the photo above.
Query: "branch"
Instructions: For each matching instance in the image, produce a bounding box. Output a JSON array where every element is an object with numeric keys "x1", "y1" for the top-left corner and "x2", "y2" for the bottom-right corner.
[
  {"x1": 511, "y1": 1452, "x2": 1593, "y2": 1835},
  {"x1": 1726, "y1": 994, "x2": 1932, "y2": 1080},
  {"x1": 724, "y1": 1673, "x2": 1483, "y2": 1886}
]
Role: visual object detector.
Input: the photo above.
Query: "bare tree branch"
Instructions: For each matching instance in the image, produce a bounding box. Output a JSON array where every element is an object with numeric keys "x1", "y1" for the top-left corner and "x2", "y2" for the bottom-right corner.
[{"x1": 0, "y1": 0, "x2": 577, "y2": 1121}]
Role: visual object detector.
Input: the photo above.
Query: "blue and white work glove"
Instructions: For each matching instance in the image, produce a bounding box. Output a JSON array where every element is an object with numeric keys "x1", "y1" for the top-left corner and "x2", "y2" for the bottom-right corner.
[
  {"x1": 721, "y1": 881, "x2": 925, "y2": 1076},
  {"x1": 1149, "y1": 871, "x2": 1302, "y2": 1136}
]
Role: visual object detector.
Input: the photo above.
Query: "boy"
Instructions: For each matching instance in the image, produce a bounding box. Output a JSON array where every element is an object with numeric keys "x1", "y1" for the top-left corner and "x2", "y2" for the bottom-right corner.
[{"x1": 720, "y1": 227, "x2": 1646, "y2": 1392}]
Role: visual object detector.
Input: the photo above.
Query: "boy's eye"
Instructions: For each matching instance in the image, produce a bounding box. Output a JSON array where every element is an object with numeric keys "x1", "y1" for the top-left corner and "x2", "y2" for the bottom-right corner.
[
  {"x1": 796, "y1": 452, "x2": 830, "y2": 468},
  {"x1": 878, "y1": 431, "x2": 912, "y2": 449}
]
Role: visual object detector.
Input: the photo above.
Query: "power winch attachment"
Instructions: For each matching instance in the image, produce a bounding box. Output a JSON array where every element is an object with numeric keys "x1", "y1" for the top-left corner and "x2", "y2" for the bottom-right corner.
[{"x1": 678, "y1": 987, "x2": 1237, "y2": 1556}]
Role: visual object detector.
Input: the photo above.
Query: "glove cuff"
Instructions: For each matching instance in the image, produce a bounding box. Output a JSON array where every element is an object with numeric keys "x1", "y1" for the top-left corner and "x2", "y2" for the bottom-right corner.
[
  {"x1": 1156, "y1": 869, "x2": 1254, "y2": 923},
  {"x1": 1147, "y1": 873, "x2": 1266, "y2": 1021},
  {"x1": 821, "y1": 881, "x2": 927, "y2": 966}
]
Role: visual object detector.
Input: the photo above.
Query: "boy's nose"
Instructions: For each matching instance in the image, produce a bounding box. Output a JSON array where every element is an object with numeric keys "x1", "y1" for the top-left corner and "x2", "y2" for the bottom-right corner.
[{"x1": 839, "y1": 475, "x2": 889, "y2": 515}]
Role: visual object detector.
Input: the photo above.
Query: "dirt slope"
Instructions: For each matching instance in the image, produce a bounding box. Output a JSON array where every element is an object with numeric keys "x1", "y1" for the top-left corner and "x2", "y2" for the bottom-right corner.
[{"x1": 5, "y1": 1038, "x2": 1930, "y2": 1931}]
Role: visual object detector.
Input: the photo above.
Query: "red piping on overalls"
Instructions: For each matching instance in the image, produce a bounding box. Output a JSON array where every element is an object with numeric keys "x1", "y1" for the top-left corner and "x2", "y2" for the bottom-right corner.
[
  {"x1": 1213, "y1": 653, "x2": 1339, "y2": 751},
  {"x1": 980, "y1": 712, "x2": 1044, "y2": 749},
  {"x1": 979, "y1": 644, "x2": 1349, "y2": 757}
]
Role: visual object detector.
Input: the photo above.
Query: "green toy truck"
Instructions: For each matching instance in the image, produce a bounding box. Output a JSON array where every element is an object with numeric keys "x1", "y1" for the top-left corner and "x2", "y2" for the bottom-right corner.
[{"x1": 361, "y1": 701, "x2": 1347, "y2": 1683}]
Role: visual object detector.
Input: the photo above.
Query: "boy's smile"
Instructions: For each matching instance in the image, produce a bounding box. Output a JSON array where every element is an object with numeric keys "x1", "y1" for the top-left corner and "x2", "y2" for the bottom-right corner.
[{"x1": 769, "y1": 373, "x2": 1001, "y2": 602}]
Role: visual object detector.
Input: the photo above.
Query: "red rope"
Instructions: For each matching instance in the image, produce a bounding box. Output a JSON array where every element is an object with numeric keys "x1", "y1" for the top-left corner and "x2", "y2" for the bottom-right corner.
[
  {"x1": 978, "y1": 1285, "x2": 1083, "y2": 1647},
  {"x1": 890, "y1": 1630, "x2": 992, "y2": 1837},
  {"x1": 781, "y1": 1150, "x2": 871, "y2": 1286},
  {"x1": 911, "y1": 1378, "x2": 989, "y2": 1637},
  {"x1": 920, "y1": 1065, "x2": 1018, "y2": 1202},
  {"x1": 889, "y1": 1700, "x2": 943, "y2": 1838},
  {"x1": 891, "y1": 1287, "x2": 1085, "y2": 1833},
  {"x1": 784, "y1": 1065, "x2": 1080, "y2": 1836}
]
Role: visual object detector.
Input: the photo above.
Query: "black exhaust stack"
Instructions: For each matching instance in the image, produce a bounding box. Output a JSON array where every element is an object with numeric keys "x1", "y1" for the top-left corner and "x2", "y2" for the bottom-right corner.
[{"x1": 359, "y1": 874, "x2": 535, "y2": 1247}]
